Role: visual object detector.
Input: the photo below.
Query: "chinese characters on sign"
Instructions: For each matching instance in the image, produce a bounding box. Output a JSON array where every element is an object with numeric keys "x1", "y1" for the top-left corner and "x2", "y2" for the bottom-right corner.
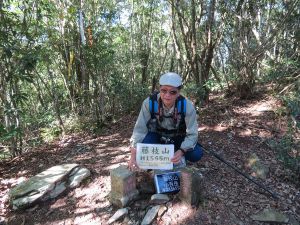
[
  {"x1": 154, "y1": 171, "x2": 180, "y2": 194},
  {"x1": 136, "y1": 143, "x2": 174, "y2": 170}
]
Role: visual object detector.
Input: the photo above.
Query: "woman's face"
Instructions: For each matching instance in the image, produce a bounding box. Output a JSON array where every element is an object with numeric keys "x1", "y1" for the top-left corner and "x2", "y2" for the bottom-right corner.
[{"x1": 159, "y1": 85, "x2": 179, "y2": 108}]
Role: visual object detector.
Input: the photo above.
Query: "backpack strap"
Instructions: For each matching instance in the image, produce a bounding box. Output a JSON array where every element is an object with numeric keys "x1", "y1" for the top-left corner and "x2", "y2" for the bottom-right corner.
[
  {"x1": 149, "y1": 91, "x2": 159, "y2": 119},
  {"x1": 175, "y1": 95, "x2": 186, "y2": 136},
  {"x1": 176, "y1": 95, "x2": 186, "y2": 118},
  {"x1": 149, "y1": 92, "x2": 186, "y2": 122}
]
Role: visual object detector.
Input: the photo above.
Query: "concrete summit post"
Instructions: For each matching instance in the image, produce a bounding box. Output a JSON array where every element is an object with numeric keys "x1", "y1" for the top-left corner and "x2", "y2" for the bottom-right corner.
[
  {"x1": 110, "y1": 165, "x2": 139, "y2": 207},
  {"x1": 179, "y1": 167, "x2": 204, "y2": 206}
]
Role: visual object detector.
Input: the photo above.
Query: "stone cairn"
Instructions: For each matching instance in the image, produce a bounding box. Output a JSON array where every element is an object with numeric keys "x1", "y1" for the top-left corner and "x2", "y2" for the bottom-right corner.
[{"x1": 109, "y1": 165, "x2": 204, "y2": 224}]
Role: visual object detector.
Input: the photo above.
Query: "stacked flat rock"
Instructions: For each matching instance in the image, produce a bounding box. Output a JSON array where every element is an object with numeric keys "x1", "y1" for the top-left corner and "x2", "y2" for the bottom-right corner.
[{"x1": 9, "y1": 164, "x2": 90, "y2": 210}]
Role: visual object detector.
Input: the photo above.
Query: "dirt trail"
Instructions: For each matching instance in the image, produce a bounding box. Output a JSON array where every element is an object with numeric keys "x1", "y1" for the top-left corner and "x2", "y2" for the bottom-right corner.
[{"x1": 1, "y1": 92, "x2": 299, "y2": 225}]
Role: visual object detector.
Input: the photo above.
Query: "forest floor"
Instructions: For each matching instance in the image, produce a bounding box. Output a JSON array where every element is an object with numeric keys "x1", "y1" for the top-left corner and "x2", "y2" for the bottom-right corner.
[{"x1": 1, "y1": 88, "x2": 300, "y2": 225}]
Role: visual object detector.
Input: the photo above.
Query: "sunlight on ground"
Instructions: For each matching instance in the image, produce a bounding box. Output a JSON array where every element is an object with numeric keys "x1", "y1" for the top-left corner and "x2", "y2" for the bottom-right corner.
[
  {"x1": 70, "y1": 175, "x2": 110, "y2": 225},
  {"x1": 199, "y1": 125, "x2": 228, "y2": 132},
  {"x1": 110, "y1": 152, "x2": 128, "y2": 163},
  {"x1": 101, "y1": 133, "x2": 122, "y2": 142},
  {"x1": 105, "y1": 163, "x2": 127, "y2": 170},
  {"x1": 161, "y1": 201, "x2": 197, "y2": 224},
  {"x1": 238, "y1": 128, "x2": 252, "y2": 136},
  {"x1": 73, "y1": 213, "x2": 95, "y2": 225},
  {"x1": 107, "y1": 146, "x2": 127, "y2": 152},
  {"x1": 17, "y1": 170, "x2": 29, "y2": 176},
  {"x1": 95, "y1": 143, "x2": 108, "y2": 148},
  {"x1": 247, "y1": 98, "x2": 279, "y2": 116},
  {"x1": 0, "y1": 176, "x2": 27, "y2": 214},
  {"x1": 50, "y1": 197, "x2": 67, "y2": 210}
]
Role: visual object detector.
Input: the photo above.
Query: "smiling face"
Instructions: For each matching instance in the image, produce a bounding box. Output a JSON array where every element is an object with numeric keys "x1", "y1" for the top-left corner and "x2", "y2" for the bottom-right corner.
[{"x1": 159, "y1": 85, "x2": 180, "y2": 108}]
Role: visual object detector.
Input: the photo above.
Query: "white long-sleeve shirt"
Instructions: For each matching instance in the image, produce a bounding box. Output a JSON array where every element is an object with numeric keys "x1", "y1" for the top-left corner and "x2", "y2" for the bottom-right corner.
[{"x1": 130, "y1": 94, "x2": 198, "y2": 151}]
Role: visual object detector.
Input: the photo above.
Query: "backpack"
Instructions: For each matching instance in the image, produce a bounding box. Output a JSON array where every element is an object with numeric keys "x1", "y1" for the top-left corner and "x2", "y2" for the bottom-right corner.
[{"x1": 148, "y1": 91, "x2": 186, "y2": 136}]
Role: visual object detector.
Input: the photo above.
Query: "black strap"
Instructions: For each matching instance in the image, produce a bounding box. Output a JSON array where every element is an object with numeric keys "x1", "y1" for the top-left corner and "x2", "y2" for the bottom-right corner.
[{"x1": 149, "y1": 91, "x2": 159, "y2": 119}]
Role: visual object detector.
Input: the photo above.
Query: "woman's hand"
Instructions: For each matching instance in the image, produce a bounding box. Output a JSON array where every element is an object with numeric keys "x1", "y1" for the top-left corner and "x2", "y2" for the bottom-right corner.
[
  {"x1": 128, "y1": 147, "x2": 138, "y2": 171},
  {"x1": 171, "y1": 150, "x2": 184, "y2": 164}
]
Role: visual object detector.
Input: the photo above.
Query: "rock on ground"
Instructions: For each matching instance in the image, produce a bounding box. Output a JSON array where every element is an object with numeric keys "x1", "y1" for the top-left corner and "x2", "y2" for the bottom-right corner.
[{"x1": 9, "y1": 164, "x2": 90, "y2": 210}]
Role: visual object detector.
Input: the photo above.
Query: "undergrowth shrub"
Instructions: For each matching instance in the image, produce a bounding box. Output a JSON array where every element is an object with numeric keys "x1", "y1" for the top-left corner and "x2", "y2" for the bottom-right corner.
[
  {"x1": 183, "y1": 83, "x2": 207, "y2": 107},
  {"x1": 268, "y1": 120, "x2": 300, "y2": 183},
  {"x1": 264, "y1": 56, "x2": 300, "y2": 182}
]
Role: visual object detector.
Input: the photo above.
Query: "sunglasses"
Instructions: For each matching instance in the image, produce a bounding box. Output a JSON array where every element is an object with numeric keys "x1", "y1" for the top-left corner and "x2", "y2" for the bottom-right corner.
[{"x1": 160, "y1": 89, "x2": 178, "y2": 95}]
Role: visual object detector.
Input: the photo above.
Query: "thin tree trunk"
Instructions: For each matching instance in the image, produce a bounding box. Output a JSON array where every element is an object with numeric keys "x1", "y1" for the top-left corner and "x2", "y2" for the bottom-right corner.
[{"x1": 47, "y1": 66, "x2": 65, "y2": 133}]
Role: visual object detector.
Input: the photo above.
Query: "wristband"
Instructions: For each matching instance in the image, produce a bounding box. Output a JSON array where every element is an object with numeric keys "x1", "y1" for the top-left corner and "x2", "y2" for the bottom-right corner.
[{"x1": 179, "y1": 148, "x2": 186, "y2": 155}]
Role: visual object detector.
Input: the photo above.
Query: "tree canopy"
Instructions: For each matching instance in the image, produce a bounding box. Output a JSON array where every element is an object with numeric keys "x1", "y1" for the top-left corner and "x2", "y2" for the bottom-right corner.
[{"x1": 0, "y1": 0, "x2": 299, "y2": 157}]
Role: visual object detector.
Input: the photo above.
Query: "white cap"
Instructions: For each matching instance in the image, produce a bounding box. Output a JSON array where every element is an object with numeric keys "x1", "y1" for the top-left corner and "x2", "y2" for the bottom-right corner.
[{"x1": 159, "y1": 72, "x2": 182, "y2": 87}]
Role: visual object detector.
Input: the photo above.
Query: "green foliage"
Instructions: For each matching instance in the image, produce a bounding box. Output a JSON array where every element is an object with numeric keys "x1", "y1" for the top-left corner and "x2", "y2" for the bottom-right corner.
[
  {"x1": 0, "y1": 124, "x2": 22, "y2": 142},
  {"x1": 283, "y1": 95, "x2": 300, "y2": 129},
  {"x1": 264, "y1": 55, "x2": 300, "y2": 180},
  {"x1": 183, "y1": 83, "x2": 207, "y2": 105},
  {"x1": 0, "y1": 0, "x2": 299, "y2": 158},
  {"x1": 268, "y1": 124, "x2": 300, "y2": 180},
  {"x1": 264, "y1": 56, "x2": 300, "y2": 128},
  {"x1": 64, "y1": 114, "x2": 98, "y2": 133},
  {"x1": 263, "y1": 58, "x2": 300, "y2": 83},
  {"x1": 106, "y1": 72, "x2": 149, "y2": 114},
  {"x1": 40, "y1": 126, "x2": 61, "y2": 142},
  {"x1": 204, "y1": 79, "x2": 223, "y2": 92},
  {"x1": 0, "y1": 150, "x2": 11, "y2": 160}
]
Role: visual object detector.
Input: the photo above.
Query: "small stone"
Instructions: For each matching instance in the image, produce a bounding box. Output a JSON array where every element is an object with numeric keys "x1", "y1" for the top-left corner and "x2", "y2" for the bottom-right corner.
[
  {"x1": 68, "y1": 167, "x2": 91, "y2": 188},
  {"x1": 247, "y1": 153, "x2": 269, "y2": 179},
  {"x1": 141, "y1": 205, "x2": 160, "y2": 225},
  {"x1": 123, "y1": 216, "x2": 130, "y2": 223},
  {"x1": 166, "y1": 202, "x2": 172, "y2": 208},
  {"x1": 149, "y1": 194, "x2": 170, "y2": 205},
  {"x1": 158, "y1": 205, "x2": 167, "y2": 217},
  {"x1": 251, "y1": 208, "x2": 289, "y2": 223},
  {"x1": 108, "y1": 208, "x2": 128, "y2": 224}
]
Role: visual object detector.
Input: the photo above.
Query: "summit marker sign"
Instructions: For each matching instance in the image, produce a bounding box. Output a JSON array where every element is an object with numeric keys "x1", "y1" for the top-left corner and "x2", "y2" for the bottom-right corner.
[{"x1": 136, "y1": 143, "x2": 174, "y2": 170}]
